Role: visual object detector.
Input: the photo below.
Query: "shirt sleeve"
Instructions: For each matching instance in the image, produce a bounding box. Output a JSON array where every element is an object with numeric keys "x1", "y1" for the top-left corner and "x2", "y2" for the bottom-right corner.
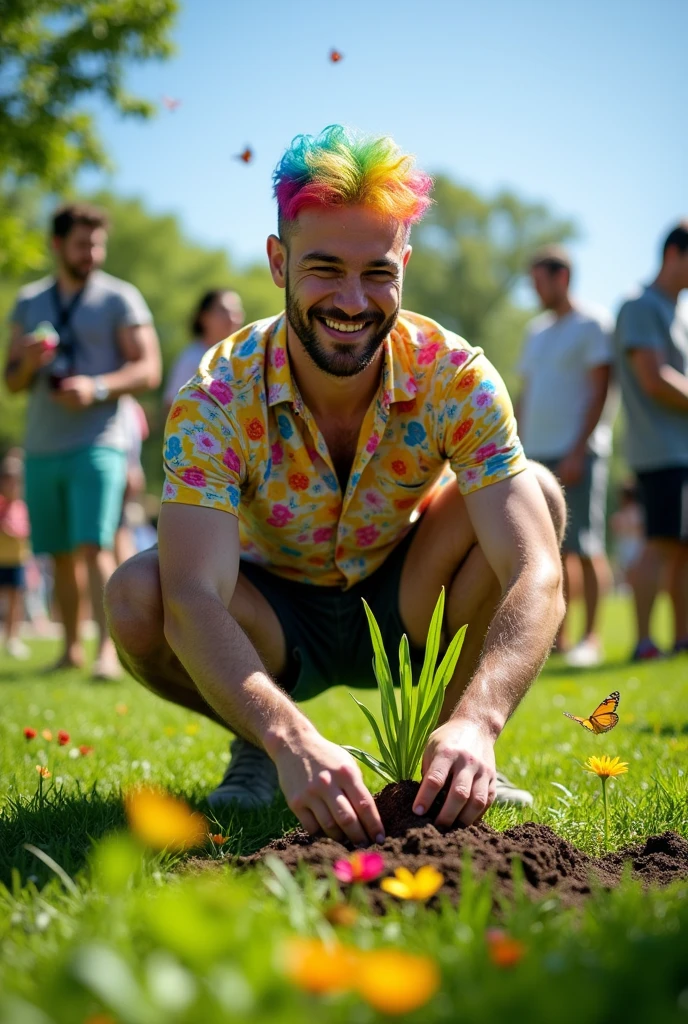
[
  {"x1": 115, "y1": 283, "x2": 154, "y2": 328},
  {"x1": 441, "y1": 352, "x2": 528, "y2": 495},
  {"x1": 616, "y1": 298, "x2": 664, "y2": 353},
  {"x1": 161, "y1": 383, "x2": 247, "y2": 516},
  {"x1": 517, "y1": 325, "x2": 535, "y2": 378},
  {"x1": 584, "y1": 315, "x2": 614, "y2": 368},
  {"x1": 8, "y1": 293, "x2": 28, "y2": 329}
]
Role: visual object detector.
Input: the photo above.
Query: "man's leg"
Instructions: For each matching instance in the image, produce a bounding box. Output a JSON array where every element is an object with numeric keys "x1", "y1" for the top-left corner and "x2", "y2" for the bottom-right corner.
[
  {"x1": 631, "y1": 540, "x2": 666, "y2": 654},
  {"x1": 666, "y1": 541, "x2": 688, "y2": 648},
  {"x1": 52, "y1": 552, "x2": 85, "y2": 668},
  {"x1": 80, "y1": 544, "x2": 121, "y2": 678},
  {"x1": 105, "y1": 548, "x2": 291, "y2": 808},
  {"x1": 398, "y1": 463, "x2": 566, "y2": 718}
]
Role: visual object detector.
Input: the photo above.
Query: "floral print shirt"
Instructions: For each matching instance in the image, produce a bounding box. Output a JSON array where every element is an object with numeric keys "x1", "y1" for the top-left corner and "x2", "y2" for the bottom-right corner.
[{"x1": 162, "y1": 311, "x2": 527, "y2": 588}]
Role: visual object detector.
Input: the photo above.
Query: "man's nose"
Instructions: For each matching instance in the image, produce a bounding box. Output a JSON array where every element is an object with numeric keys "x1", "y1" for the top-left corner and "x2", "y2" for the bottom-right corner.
[{"x1": 332, "y1": 277, "x2": 368, "y2": 317}]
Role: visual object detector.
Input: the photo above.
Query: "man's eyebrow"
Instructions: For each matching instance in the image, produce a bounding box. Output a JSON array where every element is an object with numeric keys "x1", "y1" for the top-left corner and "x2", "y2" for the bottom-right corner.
[
  {"x1": 300, "y1": 252, "x2": 343, "y2": 264},
  {"x1": 300, "y1": 252, "x2": 399, "y2": 270}
]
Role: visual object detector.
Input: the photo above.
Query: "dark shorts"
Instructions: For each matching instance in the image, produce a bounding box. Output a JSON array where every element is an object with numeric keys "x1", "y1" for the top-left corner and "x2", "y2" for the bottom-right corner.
[
  {"x1": 636, "y1": 466, "x2": 688, "y2": 543},
  {"x1": 239, "y1": 525, "x2": 425, "y2": 702},
  {"x1": 539, "y1": 454, "x2": 608, "y2": 558},
  {"x1": 0, "y1": 565, "x2": 24, "y2": 588}
]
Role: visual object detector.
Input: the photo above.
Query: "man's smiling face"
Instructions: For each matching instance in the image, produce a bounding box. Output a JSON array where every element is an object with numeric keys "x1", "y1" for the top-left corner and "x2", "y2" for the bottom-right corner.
[{"x1": 273, "y1": 205, "x2": 411, "y2": 378}]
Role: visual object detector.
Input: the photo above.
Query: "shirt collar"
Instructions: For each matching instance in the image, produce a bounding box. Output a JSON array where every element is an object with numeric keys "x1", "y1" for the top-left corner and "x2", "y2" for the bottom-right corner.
[{"x1": 265, "y1": 311, "x2": 418, "y2": 411}]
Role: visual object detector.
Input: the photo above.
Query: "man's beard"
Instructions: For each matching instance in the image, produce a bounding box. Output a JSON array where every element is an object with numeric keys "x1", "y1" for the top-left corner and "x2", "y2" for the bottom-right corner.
[
  {"x1": 63, "y1": 258, "x2": 93, "y2": 282},
  {"x1": 285, "y1": 273, "x2": 398, "y2": 378}
]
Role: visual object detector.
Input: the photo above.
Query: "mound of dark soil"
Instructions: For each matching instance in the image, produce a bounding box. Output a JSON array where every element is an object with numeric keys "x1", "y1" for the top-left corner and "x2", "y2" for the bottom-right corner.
[{"x1": 238, "y1": 781, "x2": 688, "y2": 911}]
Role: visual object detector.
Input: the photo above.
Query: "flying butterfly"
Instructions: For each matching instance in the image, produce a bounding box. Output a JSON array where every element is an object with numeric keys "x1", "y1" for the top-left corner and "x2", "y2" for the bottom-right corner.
[
  {"x1": 563, "y1": 690, "x2": 620, "y2": 734},
  {"x1": 329, "y1": 48, "x2": 343, "y2": 62},
  {"x1": 236, "y1": 147, "x2": 253, "y2": 164}
]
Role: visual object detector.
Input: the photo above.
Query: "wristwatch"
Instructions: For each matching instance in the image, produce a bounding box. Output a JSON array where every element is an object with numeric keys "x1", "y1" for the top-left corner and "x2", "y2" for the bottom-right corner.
[{"x1": 93, "y1": 376, "x2": 110, "y2": 403}]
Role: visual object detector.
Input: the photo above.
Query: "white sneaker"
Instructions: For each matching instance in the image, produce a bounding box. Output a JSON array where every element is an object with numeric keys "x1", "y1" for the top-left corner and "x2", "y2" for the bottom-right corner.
[
  {"x1": 6, "y1": 638, "x2": 30, "y2": 660},
  {"x1": 564, "y1": 637, "x2": 602, "y2": 668}
]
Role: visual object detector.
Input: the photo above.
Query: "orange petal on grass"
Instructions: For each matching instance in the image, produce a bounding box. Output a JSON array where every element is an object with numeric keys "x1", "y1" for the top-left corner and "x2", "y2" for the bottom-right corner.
[
  {"x1": 79, "y1": 745, "x2": 94, "y2": 756},
  {"x1": 324, "y1": 903, "x2": 360, "y2": 927},
  {"x1": 209, "y1": 833, "x2": 227, "y2": 845},
  {"x1": 35, "y1": 765, "x2": 51, "y2": 778},
  {"x1": 356, "y1": 949, "x2": 440, "y2": 1015},
  {"x1": 486, "y1": 929, "x2": 526, "y2": 968},
  {"x1": 124, "y1": 786, "x2": 207, "y2": 852},
  {"x1": 282, "y1": 937, "x2": 360, "y2": 994},
  {"x1": 41, "y1": 729, "x2": 53, "y2": 741}
]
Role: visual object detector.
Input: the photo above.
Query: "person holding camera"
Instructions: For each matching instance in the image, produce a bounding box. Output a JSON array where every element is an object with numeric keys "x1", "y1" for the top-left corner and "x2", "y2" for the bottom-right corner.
[{"x1": 4, "y1": 203, "x2": 161, "y2": 678}]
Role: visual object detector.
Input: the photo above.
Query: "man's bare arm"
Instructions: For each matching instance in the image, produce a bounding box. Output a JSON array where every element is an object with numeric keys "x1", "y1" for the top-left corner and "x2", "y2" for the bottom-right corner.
[
  {"x1": 158, "y1": 503, "x2": 384, "y2": 845},
  {"x1": 4, "y1": 323, "x2": 55, "y2": 393},
  {"x1": 557, "y1": 363, "x2": 611, "y2": 485},
  {"x1": 415, "y1": 470, "x2": 564, "y2": 825},
  {"x1": 629, "y1": 347, "x2": 688, "y2": 413}
]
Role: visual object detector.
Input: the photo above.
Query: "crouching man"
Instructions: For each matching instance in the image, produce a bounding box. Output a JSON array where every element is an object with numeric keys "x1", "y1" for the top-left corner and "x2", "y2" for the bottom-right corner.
[{"x1": 106, "y1": 126, "x2": 565, "y2": 846}]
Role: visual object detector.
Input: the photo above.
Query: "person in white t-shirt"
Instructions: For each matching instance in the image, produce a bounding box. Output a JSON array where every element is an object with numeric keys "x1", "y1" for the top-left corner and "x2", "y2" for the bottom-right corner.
[
  {"x1": 164, "y1": 289, "x2": 244, "y2": 409},
  {"x1": 518, "y1": 247, "x2": 616, "y2": 667}
]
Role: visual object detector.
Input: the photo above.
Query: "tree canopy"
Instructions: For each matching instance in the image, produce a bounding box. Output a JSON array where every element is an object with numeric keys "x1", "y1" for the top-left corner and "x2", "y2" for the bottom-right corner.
[{"x1": 0, "y1": 0, "x2": 178, "y2": 275}]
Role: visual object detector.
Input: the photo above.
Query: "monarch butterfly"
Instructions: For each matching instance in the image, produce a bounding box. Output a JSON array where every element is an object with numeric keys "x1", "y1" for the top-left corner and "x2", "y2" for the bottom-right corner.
[
  {"x1": 236, "y1": 147, "x2": 253, "y2": 164},
  {"x1": 563, "y1": 690, "x2": 620, "y2": 734},
  {"x1": 329, "y1": 48, "x2": 343, "y2": 62}
]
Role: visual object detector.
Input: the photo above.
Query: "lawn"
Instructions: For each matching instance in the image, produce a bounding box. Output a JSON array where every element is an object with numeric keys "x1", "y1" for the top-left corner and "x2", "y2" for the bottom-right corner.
[{"x1": 1, "y1": 595, "x2": 687, "y2": 1024}]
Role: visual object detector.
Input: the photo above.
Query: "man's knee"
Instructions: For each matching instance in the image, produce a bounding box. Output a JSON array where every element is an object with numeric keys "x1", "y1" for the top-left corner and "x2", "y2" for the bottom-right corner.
[
  {"x1": 104, "y1": 551, "x2": 163, "y2": 658},
  {"x1": 529, "y1": 461, "x2": 567, "y2": 547}
]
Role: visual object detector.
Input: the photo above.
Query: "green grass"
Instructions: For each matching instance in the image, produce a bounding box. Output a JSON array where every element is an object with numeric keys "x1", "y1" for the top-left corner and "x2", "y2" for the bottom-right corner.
[{"x1": 1, "y1": 596, "x2": 687, "y2": 1023}]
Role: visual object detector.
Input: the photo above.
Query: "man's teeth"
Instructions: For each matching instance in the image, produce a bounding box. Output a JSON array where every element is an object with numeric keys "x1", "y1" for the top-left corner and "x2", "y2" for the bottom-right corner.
[{"x1": 324, "y1": 318, "x2": 366, "y2": 333}]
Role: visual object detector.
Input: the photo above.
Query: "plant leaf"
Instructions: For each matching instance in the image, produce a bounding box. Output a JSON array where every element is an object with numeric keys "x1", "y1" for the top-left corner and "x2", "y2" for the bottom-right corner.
[
  {"x1": 350, "y1": 694, "x2": 395, "y2": 767},
  {"x1": 362, "y1": 600, "x2": 400, "y2": 768},
  {"x1": 432, "y1": 623, "x2": 467, "y2": 692},
  {"x1": 343, "y1": 745, "x2": 398, "y2": 784},
  {"x1": 415, "y1": 588, "x2": 446, "y2": 720},
  {"x1": 398, "y1": 634, "x2": 413, "y2": 778}
]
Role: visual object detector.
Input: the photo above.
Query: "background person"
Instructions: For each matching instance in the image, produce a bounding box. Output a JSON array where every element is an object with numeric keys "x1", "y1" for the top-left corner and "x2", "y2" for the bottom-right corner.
[
  {"x1": 614, "y1": 222, "x2": 688, "y2": 660},
  {"x1": 518, "y1": 246, "x2": 615, "y2": 668},
  {"x1": 0, "y1": 454, "x2": 30, "y2": 659},
  {"x1": 517, "y1": 249, "x2": 614, "y2": 662},
  {"x1": 163, "y1": 289, "x2": 245, "y2": 409},
  {"x1": 5, "y1": 203, "x2": 162, "y2": 679},
  {"x1": 115, "y1": 395, "x2": 150, "y2": 565}
]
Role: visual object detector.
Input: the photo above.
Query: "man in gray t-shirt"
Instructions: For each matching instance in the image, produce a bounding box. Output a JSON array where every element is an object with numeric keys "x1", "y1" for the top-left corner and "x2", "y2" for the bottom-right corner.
[
  {"x1": 519, "y1": 246, "x2": 614, "y2": 668},
  {"x1": 5, "y1": 202, "x2": 161, "y2": 678},
  {"x1": 614, "y1": 221, "x2": 688, "y2": 660}
]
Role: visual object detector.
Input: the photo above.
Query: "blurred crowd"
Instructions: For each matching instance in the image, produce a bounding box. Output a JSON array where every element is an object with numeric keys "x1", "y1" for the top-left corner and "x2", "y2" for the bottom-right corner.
[{"x1": 3, "y1": 203, "x2": 687, "y2": 672}]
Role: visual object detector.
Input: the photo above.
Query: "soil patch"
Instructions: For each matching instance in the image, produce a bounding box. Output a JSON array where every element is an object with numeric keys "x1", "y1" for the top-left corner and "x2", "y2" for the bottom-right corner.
[{"x1": 237, "y1": 781, "x2": 688, "y2": 911}]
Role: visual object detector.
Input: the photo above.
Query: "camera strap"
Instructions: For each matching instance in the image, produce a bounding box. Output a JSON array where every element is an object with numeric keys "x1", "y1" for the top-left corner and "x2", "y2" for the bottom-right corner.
[{"x1": 49, "y1": 281, "x2": 85, "y2": 360}]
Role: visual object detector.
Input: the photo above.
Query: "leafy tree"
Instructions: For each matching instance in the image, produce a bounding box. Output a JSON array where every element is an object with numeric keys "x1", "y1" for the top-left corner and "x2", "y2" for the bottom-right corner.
[
  {"x1": 0, "y1": 0, "x2": 178, "y2": 274},
  {"x1": 404, "y1": 175, "x2": 577, "y2": 390}
]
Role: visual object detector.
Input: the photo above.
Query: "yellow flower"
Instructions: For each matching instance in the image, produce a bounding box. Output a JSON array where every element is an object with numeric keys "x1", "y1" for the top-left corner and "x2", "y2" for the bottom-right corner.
[
  {"x1": 184, "y1": 723, "x2": 200, "y2": 736},
  {"x1": 282, "y1": 937, "x2": 359, "y2": 994},
  {"x1": 124, "y1": 786, "x2": 207, "y2": 852},
  {"x1": 583, "y1": 755, "x2": 629, "y2": 779},
  {"x1": 380, "y1": 865, "x2": 444, "y2": 901},
  {"x1": 356, "y1": 949, "x2": 440, "y2": 1015},
  {"x1": 35, "y1": 765, "x2": 51, "y2": 778}
]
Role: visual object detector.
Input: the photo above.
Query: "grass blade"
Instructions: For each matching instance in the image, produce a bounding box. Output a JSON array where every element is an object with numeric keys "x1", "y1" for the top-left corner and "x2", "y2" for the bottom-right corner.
[{"x1": 23, "y1": 844, "x2": 78, "y2": 896}]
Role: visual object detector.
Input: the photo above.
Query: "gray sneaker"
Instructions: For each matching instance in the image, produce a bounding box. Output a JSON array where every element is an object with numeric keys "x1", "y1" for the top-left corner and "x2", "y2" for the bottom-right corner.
[
  {"x1": 493, "y1": 770, "x2": 533, "y2": 807},
  {"x1": 207, "y1": 736, "x2": 281, "y2": 811}
]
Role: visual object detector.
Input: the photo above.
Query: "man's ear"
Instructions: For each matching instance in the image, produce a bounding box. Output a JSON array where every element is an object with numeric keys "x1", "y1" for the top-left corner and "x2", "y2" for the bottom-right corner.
[{"x1": 267, "y1": 235, "x2": 287, "y2": 289}]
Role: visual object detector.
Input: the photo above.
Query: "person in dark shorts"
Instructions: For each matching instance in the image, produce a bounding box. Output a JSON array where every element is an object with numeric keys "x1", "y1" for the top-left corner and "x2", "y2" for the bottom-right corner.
[
  {"x1": 614, "y1": 222, "x2": 688, "y2": 659},
  {"x1": 105, "y1": 126, "x2": 565, "y2": 845},
  {"x1": 0, "y1": 455, "x2": 30, "y2": 659}
]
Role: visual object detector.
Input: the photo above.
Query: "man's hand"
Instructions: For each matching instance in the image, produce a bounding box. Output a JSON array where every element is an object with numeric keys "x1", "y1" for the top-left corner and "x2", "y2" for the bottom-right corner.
[
  {"x1": 267, "y1": 722, "x2": 386, "y2": 846},
  {"x1": 53, "y1": 375, "x2": 96, "y2": 409},
  {"x1": 413, "y1": 719, "x2": 497, "y2": 828},
  {"x1": 18, "y1": 335, "x2": 56, "y2": 375},
  {"x1": 556, "y1": 447, "x2": 586, "y2": 487}
]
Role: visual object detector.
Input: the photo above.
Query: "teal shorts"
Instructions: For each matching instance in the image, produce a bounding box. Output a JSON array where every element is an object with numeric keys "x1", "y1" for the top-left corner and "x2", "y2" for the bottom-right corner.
[{"x1": 25, "y1": 446, "x2": 127, "y2": 555}]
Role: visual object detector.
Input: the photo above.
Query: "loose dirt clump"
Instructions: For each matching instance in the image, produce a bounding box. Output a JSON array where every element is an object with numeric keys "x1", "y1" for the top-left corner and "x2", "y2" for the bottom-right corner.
[{"x1": 238, "y1": 781, "x2": 688, "y2": 911}]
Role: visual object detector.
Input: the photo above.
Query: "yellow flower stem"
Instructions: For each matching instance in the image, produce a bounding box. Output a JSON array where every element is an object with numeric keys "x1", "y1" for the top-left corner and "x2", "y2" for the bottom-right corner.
[{"x1": 601, "y1": 776, "x2": 609, "y2": 851}]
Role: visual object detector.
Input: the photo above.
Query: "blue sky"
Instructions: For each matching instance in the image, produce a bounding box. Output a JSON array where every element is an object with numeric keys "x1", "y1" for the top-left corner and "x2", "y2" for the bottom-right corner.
[{"x1": 85, "y1": 0, "x2": 687, "y2": 314}]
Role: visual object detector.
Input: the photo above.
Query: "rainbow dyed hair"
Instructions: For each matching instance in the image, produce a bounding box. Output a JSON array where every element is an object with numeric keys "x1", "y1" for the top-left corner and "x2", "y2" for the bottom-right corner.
[{"x1": 273, "y1": 125, "x2": 432, "y2": 234}]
